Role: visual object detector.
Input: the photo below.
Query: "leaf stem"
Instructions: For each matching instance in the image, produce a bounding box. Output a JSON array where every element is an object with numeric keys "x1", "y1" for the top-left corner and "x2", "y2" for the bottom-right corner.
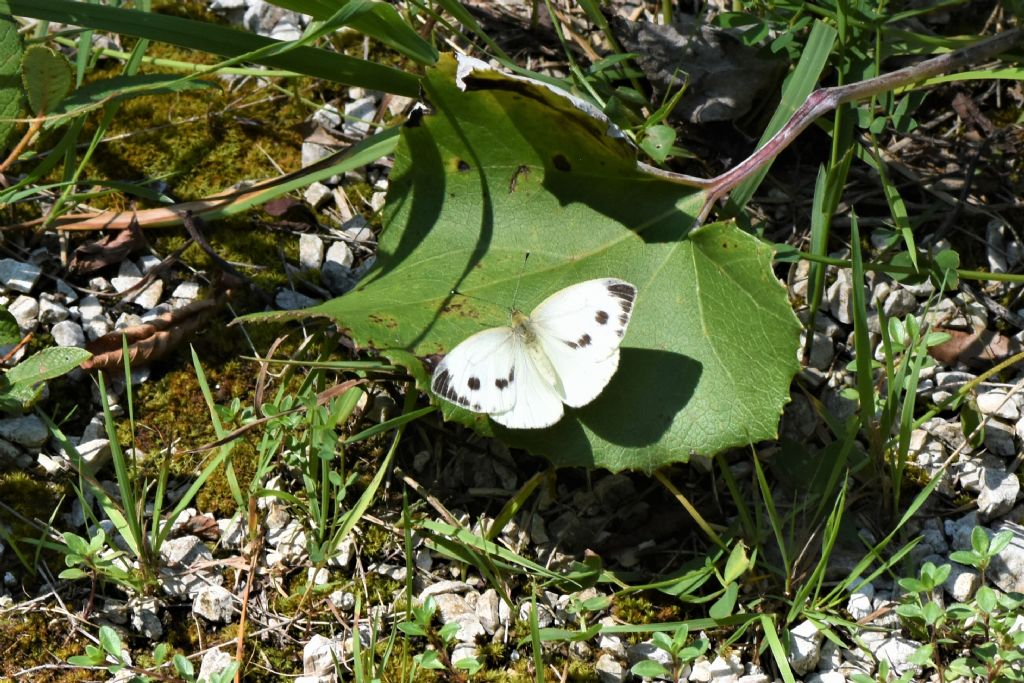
[{"x1": 649, "y1": 28, "x2": 1024, "y2": 220}]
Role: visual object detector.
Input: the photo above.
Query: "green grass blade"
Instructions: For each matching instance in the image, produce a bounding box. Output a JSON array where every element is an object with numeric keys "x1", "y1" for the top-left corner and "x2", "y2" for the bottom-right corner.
[
  {"x1": 727, "y1": 20, "x2": 838, "y2": 212},
  {"x1": 849, "y1": 213, "x2": 876, "y2": 430},
  {"x1": 0, "y1": 0, "x2": 420, "y2": 96},
  {"x1": 269, "y1": 0, "x2": 437, "y2": 64}
]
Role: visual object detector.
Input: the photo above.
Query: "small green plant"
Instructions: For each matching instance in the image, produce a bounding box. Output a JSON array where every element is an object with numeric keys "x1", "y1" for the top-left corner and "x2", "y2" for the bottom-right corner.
[
  {"x1": 629, "y1": 625, "x2": 710, "y2": 682},
  {"x1": 874, "y1": 528, "x2": 1024, "y2": 683},
  {"x1": 397, "y1": 596, "x2": 483, "y2": 681},
  {"x1": 0, "y1": 310, "x2": 91, "y2": 411},
  {"x1": 68, "y1": 624, "x2": 239, "y2": 682},
  {"x1": 57, "y1": 528, "x2": 140, "y2": 594}
]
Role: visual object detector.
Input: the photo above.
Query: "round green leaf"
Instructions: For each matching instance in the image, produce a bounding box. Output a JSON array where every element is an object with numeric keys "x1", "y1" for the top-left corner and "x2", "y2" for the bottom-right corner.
[
  {"x1": 0, "y1": 16, "x2": 24, "y2": 149},
  {"x1": 250, "y1": 56, "x2": 799, "y2": 472},
  {"x1": 21, "y1": 44, "x2": 72, "y2": 115}
]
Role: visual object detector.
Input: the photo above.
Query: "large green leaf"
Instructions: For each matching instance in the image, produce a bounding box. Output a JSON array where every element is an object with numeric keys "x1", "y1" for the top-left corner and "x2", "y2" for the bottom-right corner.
[
  {"x1": 0, "y1": 14, "x2": 23, "y2": 149},
  {"x1": 245, "y1": 55, "x2": 800, "y2": 472}
]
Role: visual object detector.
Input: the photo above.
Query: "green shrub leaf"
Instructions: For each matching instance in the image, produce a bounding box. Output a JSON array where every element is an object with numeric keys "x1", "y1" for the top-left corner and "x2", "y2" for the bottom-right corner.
[
  {"x1": 0, "y1": 15, "x2": 23, "y2": 149},
  {"x1": 250, "y1": 56, "x2": 799, "y2": 471},
  {"x1": 21, "y1": 44, "x2": 71, "y2": 115},
  {"x1": 0, "y1": 306, "x2": 19, "y2": 345}
]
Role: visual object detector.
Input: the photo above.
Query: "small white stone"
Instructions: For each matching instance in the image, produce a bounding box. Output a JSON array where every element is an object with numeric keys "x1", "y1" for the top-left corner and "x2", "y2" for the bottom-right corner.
[
  {"x1": 0, "y1": 259, "x2": 41, "y2": 294},
  {"x1": 197, "y1": 648, "x2": 234, "y2": 683},
  {"x1": 137, "y1": 254, "x2": 162, "y2": 274},
  {"x1": 51, "y1": 320, "x2": 86, "y2": 348},
  {"x1": 787, "y1": 619, "x2": 823, "y2": 675},
  {"x1": 977, "y1": 390, "x2": 1021, "y2": 421},
  {"x1": 171, "y1": 282, "x2": 201, "y2": 301},
  {"x1": 77, "y1": 295, "x2": 105, "y2": 321},
  {"x1": 299, "y1": 234, "x2": 325, "y2": 270},
  {"x1": 8, "y1": 295, "x2": 38, "y2": 332},
  {"x1": 131, "y1": 280, "x2": 164, "y2": 309},
  {"x1": 312, "y1": 103, "x2": 342, "y2": 130},
  {"x1": 341, "y1": 215, "x2": 373, "y2": 243},
  {"x1": 38, "y1": 295, "x2": 70, "y2": 324},
  {"x1": 192, "y1": 585, "x2": 235, "y2": 622},
  {"x1": 944, "y1": 562, "x2": 981, "y2": 602},
  {"x1": 343, "y1": 96, "x2": 378, "y2": 137},
  {"x1": 594, "y1": 653, "x2": 626, "y2": 683},
  {"x1": 303, "y1": 634, "x2": 350, "y2": 676},
  {"x1": 304, "y1": 182, "x2": 332, "y2": 209},
  {"x1": 83, "y1": 316, "x2": 112, "y2": 341},
  {"x1": 882, "y1": 288, "x2": 917, "y2": 318},
  {"x1": 847, "y1": 582, "x2": 875, "y2": 620},
  {"x1": 88, "y1": 276, "x2": 112, "y2": 292},
  {"x1": 74, "y1": 438, "x2": 112, "y2": 477}
]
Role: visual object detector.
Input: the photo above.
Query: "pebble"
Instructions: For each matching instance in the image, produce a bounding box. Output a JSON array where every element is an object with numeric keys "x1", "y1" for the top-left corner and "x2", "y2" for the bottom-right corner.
[
  {"x1": 158, "y1": 535, "x2": 222, "y2": 598},
  {"x1": 197, "y1": 648, "x2": 234, "y2": 683},
  {"x1": 88, "y1": 276, "x2": 112, "y2": 292},
  {"x1": 882, "y1": 287, "x2": 917, "y2": 318},
  {"x1": 312, "y1": 103, "x2": 342, "y2": 130},
  {"x1": 322, "y1": 242, "x2": 355, "y2": 294},
  {"x1": 0, "y1": 259, "x2": 41, "y2": 293},
  {"x1": 0, "y1": 415, "x2": 48, "y2": 448},
  {"x1": 943, "y1": 561, "x2": 981, "y2": 601},
  {"x1": 192, "y1": 585, "x2": 235, "y2": 622},
  {"x1": 275, "y1": 289, "x2": 321, "y2": 311},
  {"x1": 787, "y1": 619, "x2": 823, "y2": 674},
  {"x1": 303, "y1": 634, "x2": 349, "y2": 676},
  {"x1": 983, "y1": 419, "x2": 1016, "y2": 457},
  {"x1": 976, "y1": 390, "x2": 1021, "y2": 421},
  {"x1": 988, "y1": 521, "x2": 1024, "y2": 594},
  {"x1": 868, "y1": 636, "x2": 921, "y2": 677},
  {"x1": 8, "y1": 295, "x2": 38, "y2": 332},
  {"x1": 298, "y1": 234, "x2": 325, "y2": 270},
  {"x1": 83, "y1": 315, "x2": 112, "y2": 341},
  {"x1": 625, "y1": 640, "x2": 673, "y2": 670},
  {"x1": 803, "y1": 331, "x2": 834, "y2": 370},
  {"x1": 51, "y1": 320, "x2": 86, "y2": 348},
  {"x1": 303, "y1": 183, "x2": 331, "y2": 211},
  {"x1": 827, "y1": 270, "x2": 854, "y2": 324},
  {"x1": 343, "y1": 95, "x2": 378, "y2": 138},
  {"x1": 129, "y1": 597, "x2": 162, "y2": 639},
  {"x1": 433, "y1": 593, "x2": 486, "y2": 642},
  {"x1": 38, "y1": 294, "x2": 70, "y2": 324},
  {"x1": 171, "y1": 282, "x2": 201, "y2": 301},
  {"x1": 131, "y1": 280, "x2": 163, "y2": 309},
  {"x1": 111, "y1": 261, "x2": 142, "y2": 293},
  {"x1": 137, "y1": 254, "x2": 162, "y2": 274},
  {"x1": 342, "y1": 216, "x2": 374, "y2": 244},
  {"x1": 846, "y1": 582, "x2": 875, "y2": 620},
  {"x1": 594, "y1": 653, "x2": 626, "y2": 683},
  {"x1": 77, "y1": 295, "x2": 105, "y2": 321}
]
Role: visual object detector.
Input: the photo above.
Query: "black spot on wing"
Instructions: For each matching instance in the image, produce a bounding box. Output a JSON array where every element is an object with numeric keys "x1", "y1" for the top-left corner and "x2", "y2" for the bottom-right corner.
[
  {"x1": 565, "y1": 340, "x2": 578, "y2": 349},
  {"x1": 595, "y1": 310, "x2": 609, "y2": 325},
  {"x1": 508, "y1": 368, "x2": 515, "y2": 383},
  {"x1": 433, "y1": 368, "x2": 471, "y2": 407},
  {"x1": 619, "y1": 313, "x2": 629, "y2": 326},
  {"x1": 467, "y1": 376, "x2": 481, "y2": 391},
  {"x1": 608, "y1": 283, "x2": 636, "y2": 315},
  {"x1": 495, "y1": 378, "x2": 509, "y2": 389},
  {"x1": 577, "y1": 333, "x2": 592, "y2": 348}
]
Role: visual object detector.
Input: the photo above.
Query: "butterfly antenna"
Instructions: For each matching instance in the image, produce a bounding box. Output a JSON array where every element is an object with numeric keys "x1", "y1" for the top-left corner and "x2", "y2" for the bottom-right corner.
[{"x1": 510, "y1": 252, "x2": 530, "y2": 311}]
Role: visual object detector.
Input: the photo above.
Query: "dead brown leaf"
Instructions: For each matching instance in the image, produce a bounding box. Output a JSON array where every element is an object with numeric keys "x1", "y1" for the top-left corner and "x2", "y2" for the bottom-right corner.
[
  {"x1": 928, "y1": 326, "x2": 1023, "y2": 367},
  {"x1": 80, "y1": 295, "x2": 224, "y2": 371},
  {"x1": 67, "y1": 219, "x2": 147, "y2": 275}
]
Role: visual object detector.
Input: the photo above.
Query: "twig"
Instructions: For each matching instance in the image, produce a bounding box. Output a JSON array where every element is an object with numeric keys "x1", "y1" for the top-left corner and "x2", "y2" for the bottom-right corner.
[{"x1": 644, "y1": 28, "x2": 1024, "y2": 221}]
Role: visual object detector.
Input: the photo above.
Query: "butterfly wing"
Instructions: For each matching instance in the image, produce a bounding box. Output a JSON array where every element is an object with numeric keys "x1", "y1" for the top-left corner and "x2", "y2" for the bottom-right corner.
[
  {"x1": 528, "y1": 278, "x2": 636, "y2": 407},
  {"x1": 489, "y1": 341, "x2": 565, "y2": 429},
  {"x1": 431, "y1": 328, "x2": 520, "y2": 415}
]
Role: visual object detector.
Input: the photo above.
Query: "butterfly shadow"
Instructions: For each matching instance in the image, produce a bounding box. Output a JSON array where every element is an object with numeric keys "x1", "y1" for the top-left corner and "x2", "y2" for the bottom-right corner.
[{"x1": 503, "y1": 348, "x2": 700, "y2": 468}]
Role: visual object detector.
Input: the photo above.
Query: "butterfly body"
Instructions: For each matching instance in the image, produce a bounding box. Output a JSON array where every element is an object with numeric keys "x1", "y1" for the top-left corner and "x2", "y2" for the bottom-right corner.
[{"x1": 431, "y1": 278, "x2": 637, "y2": 429}]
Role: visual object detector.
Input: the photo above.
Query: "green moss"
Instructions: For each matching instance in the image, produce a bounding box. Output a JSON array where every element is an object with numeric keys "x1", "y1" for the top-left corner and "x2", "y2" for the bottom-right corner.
[
  {"x1": 0, "y1": 612, "x2": 92, "y2": 681},
  {"x1": 0, "y1": 472, "x2": 66, "y2": 581}
]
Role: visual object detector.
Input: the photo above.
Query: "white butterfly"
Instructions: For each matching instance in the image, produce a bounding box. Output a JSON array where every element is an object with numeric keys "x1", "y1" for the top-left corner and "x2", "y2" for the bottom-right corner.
[{"x1": 431, "y1": 278, "x2": 637, "y2": 429}]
